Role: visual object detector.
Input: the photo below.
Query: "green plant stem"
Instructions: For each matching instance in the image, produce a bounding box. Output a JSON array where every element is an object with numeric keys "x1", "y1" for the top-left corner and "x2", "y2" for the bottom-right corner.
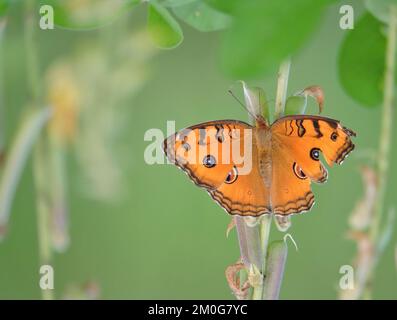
[
  {"x1": 234, "y1": 216, "x2": 263, "y2": 300},
  {"x1": 25, "y1": 0, "x2": 41, "y2": 104},
  {"x1": 370, "y1": 6, "x2": 396, "y2": 243},
  {"x1": 251, "y1": 270, "x2": 263, "y2": 300},
  {"x1": 48, "y1": 137, "x2": 69, "y2": 252},
  {"x1": 252, "y1": 60, "x2": 291, "y2": 300},
  {"x1": 33, "y1": 136, "x2": 54, "y2": 300},
  {"x1": 235, "y1": 217, "x2": 262, "y2": 269},
  {"x1": 366, "y1": 5, "x2": 397, "y2": 299},
  {"x1": 24, "y1": 0, "x2": 54, "y2": 300},
  {"x1": 260, "y1": 215, "x2": 272, "y2": 266},
  {"x1": 0, "y1": 108, "x2": 51, "y2": 235},
  {"x1": 0, "y1": 18, "x2": 6, "y2": 157},
  {"x1": 250, "y1": 215, "x2": 272, "y2": 300},
  {"x1": 262, "y1": 59, "x2": 291, "y2": 300},
  {"x1": 262, "y1": 240, "x2": 288, "y2": 300}
]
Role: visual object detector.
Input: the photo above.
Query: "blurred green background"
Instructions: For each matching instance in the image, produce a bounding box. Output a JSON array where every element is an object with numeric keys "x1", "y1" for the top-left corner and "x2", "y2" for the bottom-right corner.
[{"x1": 0, "y1": 1, "x2": 396, "y2": 299}]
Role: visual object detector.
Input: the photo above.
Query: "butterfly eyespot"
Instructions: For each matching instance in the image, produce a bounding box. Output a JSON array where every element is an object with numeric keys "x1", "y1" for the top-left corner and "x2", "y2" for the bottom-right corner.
[
  {"x1": 182, "y1": 142, "x2": 190, "y2": 152},
  {"x1": 225, "y1": 166, "x2": 238, "y2": 184},
  {"x1": 203, "y1": 155, "x2": 216, "y2": 168},
  {"x1": 331, "y1": 132, "x2": 338, "y2": 141},
  {"x1": 310, "y1": 148, "x2": 321, "y2": 161},
  {"x1": 293, "y1": 162, "x2": 307, "y2": 180}
]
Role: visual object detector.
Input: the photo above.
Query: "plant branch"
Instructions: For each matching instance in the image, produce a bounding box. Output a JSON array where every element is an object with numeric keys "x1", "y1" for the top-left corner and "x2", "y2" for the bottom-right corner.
[
  {"x1": 231, "y1": 59, "x2": 292, "y2": 300},
  {"x1": 33, "y1": 134, "x2": 54, "y2": 300},
  {"x1": 251, "y1": 215, "x2": 272, "y2": 300},
  {"x1": 365, "y1": 5, "x2": 397, "y2": 299},
  {"x1": 24, "y1": 0, "x2": 54, "y2": 300},
  {"x1": 0, "y1": 18, "x2": 6, "y2": 158},
  {"x1": 235, "y1": 216, "x2": 263, "y2": 268},
  {"x1": 262, "y1": 240, "x2": 288, "y2": 300},
  {"x1": 0, "y1": 108, "x2": 51, "y2": 236},
  {"x1": 253, "y1": 59, "x2": 291, "y2": 300},
  {"x1": 259, "y1": 59, "x2": 292, "y2": 299},
  {"x1": 25, "y1": 0, "x2": 41, "y2": 104},
  {"x1": 370, "y1": 6, "x2": 396, "y2": 242}
]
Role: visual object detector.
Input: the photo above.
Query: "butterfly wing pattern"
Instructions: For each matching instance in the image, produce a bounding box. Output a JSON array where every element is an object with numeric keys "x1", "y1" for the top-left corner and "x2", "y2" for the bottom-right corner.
[
  {"x1": 163, "y1": 120, "x2": 272, "y2": 216},
  {"x1": 163, "y1": 115, "x2": 356, "y2": 217},
  {"x1": 270, "y1": 115, "x2": 356, "y2": 215}
]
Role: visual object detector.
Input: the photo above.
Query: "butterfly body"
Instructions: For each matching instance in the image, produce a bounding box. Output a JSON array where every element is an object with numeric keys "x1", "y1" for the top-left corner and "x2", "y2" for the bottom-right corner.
[{"x1": 163, "y1": 115, "x2": 356, "y2": 217}]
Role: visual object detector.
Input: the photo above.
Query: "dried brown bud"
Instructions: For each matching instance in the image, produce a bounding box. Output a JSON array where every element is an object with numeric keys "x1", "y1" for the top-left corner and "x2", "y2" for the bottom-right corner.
[
  {"x1": 300, "y1": 85, "x2": 324, "y2": 114},
  {"x1": 225, "y1": 260, "x2": 250, "y2": 300}
]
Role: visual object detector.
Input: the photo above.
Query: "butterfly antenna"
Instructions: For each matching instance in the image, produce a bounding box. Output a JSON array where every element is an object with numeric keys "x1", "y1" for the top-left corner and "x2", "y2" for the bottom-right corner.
[{"x1": 227, "y1": 89, "x2": 258, "y2": 120}]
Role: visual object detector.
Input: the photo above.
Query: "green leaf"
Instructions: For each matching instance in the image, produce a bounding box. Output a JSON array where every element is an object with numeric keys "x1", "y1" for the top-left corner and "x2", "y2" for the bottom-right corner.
[
  {"x1": 172, "y1": 0, "x2": 231, "y2": 32},
  {"x1": 263, "y1": 240, "x2": 288, "y2": 300},
  {"x1": 241, "y1": 82, "x2": 270, "y2": 123},
  {"x1": 220, "y1": 0, "x2": 332, "y2": 78},
  {"x1": 285, "y1": 85, "x2": 324, "y2": 115},
  {"x1": 338, "y1": 13, "x2": 386, "y2": 107},
  {"x1": 204, "y1": 0, "x2": 239, "y2": 14},
  {"x1": 365, "y1": 0, "x2": 397, "y2": 24},
  {"x1": 0, "y1": 0, "x2": 10, "y2": 17},
  {"x1": 39, "y1": 0, "x2": 139, "y2": 30},
  {"x1": 147, "y1": 1, "x2": 184, "y2": 49},
  {"x1": 285, "y1": 95, "x2": 307, "y2": 115}
]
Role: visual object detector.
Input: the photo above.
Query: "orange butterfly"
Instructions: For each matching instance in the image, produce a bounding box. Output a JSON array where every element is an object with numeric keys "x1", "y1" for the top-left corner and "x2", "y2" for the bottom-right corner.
[{"x1": 163, "y1": 114, "x2": 356, "y2": 216}]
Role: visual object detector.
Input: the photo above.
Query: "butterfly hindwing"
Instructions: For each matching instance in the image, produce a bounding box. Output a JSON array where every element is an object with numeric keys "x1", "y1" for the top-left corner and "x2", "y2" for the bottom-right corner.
[
  {"x1": 208, "y1": 158, "x2": 272, "y2": 216},
  {"x1": 270, "y1": 138, "x2": 314, "y2": 215}
]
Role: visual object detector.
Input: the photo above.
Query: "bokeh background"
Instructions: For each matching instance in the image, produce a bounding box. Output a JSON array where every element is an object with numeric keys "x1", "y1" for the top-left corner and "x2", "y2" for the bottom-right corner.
[{"x1": 0, "y1": 0, "x2": 396, "y2": 299}]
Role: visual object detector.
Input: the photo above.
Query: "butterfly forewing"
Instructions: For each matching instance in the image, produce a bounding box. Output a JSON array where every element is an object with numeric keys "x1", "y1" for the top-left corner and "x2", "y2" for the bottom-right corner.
[
  {"x1": 163, "y1": 120, "x2": 271, "y2": 216},
  {"x1": 269, "y1": 115, "x2": 356, "y2": 215}
]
